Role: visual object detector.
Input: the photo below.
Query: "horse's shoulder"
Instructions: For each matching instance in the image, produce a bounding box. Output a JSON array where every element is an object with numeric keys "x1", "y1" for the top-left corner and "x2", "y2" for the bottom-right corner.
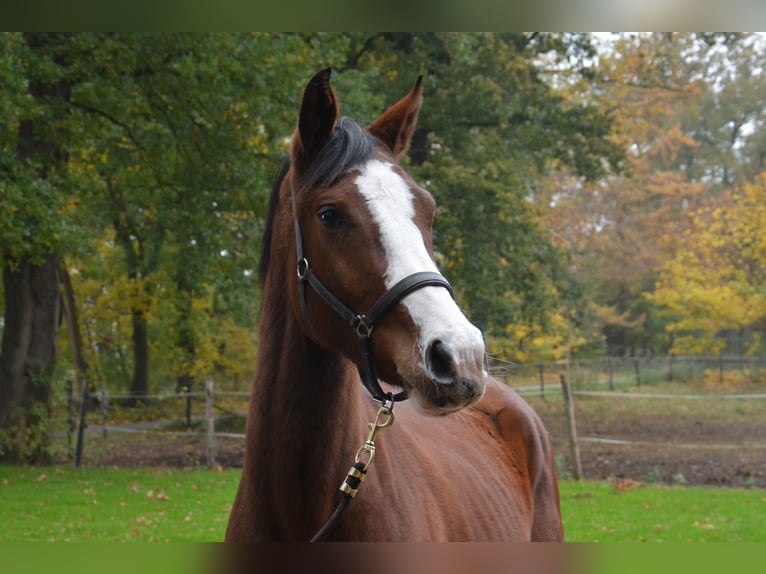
[
  {"x1": 471, "y1": 378, "x2": 552, "y2": 461},
  {"x1": 473, "y1": 379, "x2": 564, "y2": 540}
]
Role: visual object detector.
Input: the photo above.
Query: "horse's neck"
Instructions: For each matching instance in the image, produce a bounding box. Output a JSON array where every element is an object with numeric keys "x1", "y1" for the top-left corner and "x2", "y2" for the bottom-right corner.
[{"x1": 244, "y1": 282, "x2": 368, "y2": 538}]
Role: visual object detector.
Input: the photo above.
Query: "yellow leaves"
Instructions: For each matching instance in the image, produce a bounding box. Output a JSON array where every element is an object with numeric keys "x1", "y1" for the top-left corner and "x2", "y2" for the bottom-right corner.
[
  {"x1": 148, "y1": 282, "x2": 258, "y2": 385},
  {"x1": 246, "y1": 123, "x2": 272, "y2": 155},
  {"x1": 66, "y1": 223, "x2": 260, "y2": 389},
  {"x1": 504, "y1": 322, "x2": 531, "y2": 342},
  {"x1": 652, "y1": 174, "x2": 766, "y2": 347},
  {"x1": 592, "y1": 303, "x2": 645, "y2": 329},
  {"x1": 384, "y1": 69, "x2": 398, "y2": 82},
  {"x1": 746, "y1": 333, "x2": 762, "y2": 356},
  {"x1": 494, "y1": 307, "x2": 585, "y2": 363},
  {"x1": 669, "y1": 335, "x2": 725, "y2": 357}
]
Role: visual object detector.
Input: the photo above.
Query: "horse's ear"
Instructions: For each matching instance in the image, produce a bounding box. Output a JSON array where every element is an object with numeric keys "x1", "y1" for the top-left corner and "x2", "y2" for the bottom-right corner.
[
  {"x1": 368, "y1": 75, "x2": 424, "y2": 159},
  {"x1": 293, "y1": 67, "x2": 338, "y2": 171}
]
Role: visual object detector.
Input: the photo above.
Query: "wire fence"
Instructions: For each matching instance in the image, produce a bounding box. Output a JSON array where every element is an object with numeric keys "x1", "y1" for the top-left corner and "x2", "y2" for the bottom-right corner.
[
  {"x1": 58, "y1": 377, "x2": 251, "y2": 467},
  {"x1": 59, "y1": 355, "x2": 766, "y2": 476},
  {"x1": 490, "y1": 354, "x2": 766, "y2": 395}
]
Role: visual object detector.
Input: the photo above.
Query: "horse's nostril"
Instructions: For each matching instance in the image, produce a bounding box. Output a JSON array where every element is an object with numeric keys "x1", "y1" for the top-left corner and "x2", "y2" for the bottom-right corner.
[{"x1": 427, "y1": 339, "x2": 456, "y2": 384}]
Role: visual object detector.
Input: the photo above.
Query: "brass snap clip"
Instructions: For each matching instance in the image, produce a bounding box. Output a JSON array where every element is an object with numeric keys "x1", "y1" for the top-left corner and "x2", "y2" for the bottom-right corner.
[{"x1": 354, "y1": 402, "x2": 395, "y2": 471}]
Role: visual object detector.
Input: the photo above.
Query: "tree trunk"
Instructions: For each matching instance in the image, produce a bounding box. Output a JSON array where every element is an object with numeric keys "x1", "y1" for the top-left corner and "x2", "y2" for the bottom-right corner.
[
  {"x1": 112, "y1": 205, "x2": 152, "y2": 405},
  {"x1": 175, "y1": 284, "x2": 196, "y2": 393},
  {"x1": 0, "y1": 264, "x2": 34, "y2": 431},
  {"x1": 0, "y1": 256, "x2": 61, "y2": 462},
  {"x1": 130, "y1": 307, "x2": 150, "y2": 402},
  {"x1": 20, "y1": 255, "x2": 61, "y2": 463}
]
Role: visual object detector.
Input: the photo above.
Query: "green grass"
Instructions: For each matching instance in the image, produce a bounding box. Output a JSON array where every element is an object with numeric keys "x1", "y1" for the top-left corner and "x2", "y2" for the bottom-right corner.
[
  {"x1": 560, "y1": 480, "x2": 766, "y2": 542},
  {"x1": 0, "y1": 465, "x2": 238, "y2": 542},
  {"x1": 1, "y1": 466, "x2": 765, "y2": 542}
]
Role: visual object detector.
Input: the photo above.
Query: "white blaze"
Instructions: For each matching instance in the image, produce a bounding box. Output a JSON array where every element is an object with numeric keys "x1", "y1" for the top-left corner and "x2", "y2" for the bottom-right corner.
[{"x1": 354, "y1": 159, "x2": 484, "y2": 371}]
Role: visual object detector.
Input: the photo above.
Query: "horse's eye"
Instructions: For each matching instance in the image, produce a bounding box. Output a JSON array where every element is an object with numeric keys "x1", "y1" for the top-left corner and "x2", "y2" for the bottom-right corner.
[{"x1": 317, "y1": 205, "x2": 346, "y2": 229}]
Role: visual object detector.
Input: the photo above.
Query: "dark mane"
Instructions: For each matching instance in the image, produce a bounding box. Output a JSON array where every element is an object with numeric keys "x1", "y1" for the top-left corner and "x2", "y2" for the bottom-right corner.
[
  {"x1": 259, "y1": 156, "x2": 290, "y2": 283},
  {"x1": 258, "y1": 117, "x2": 375, "y2": 283}
]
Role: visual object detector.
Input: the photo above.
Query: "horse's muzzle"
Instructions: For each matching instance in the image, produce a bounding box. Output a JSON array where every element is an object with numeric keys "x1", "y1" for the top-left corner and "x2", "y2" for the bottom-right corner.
[{"x1": 413, "y1": 334, "x2": 487, "y2": 415}]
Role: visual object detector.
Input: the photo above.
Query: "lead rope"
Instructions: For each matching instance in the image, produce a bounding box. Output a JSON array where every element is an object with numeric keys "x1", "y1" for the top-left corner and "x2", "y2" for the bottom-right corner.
[{"x1": 310, "y1": 399, "x2": 395, "y2": 542}]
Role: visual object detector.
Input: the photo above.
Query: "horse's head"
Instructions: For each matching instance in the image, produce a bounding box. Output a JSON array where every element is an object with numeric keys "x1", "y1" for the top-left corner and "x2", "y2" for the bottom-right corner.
[{"x1": 283, "y1": 68, "x2": 487, "y2": 415}]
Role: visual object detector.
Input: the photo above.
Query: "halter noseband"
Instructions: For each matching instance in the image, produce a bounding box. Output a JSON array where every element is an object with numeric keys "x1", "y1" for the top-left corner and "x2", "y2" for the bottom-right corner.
[{"x1": 291, "y1": 185, "x2": 454, "y2": 404}]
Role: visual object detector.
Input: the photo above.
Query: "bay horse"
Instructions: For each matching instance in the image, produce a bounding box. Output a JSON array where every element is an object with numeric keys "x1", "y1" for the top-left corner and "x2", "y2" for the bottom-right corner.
[{"x1": 225, "y1": 68, "x2": 564, "y2": 542}]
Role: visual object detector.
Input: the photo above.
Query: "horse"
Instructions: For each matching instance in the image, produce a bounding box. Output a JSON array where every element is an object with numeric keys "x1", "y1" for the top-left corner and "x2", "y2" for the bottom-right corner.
[{"x1": 225, "y1": 68, "x2": 564, "y2": 542}]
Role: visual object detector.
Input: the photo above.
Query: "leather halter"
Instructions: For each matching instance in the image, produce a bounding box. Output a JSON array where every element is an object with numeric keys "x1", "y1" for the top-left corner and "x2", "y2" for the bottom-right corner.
[{"x1": 291, "y1": 185, "x2": 454, "y2": 404}]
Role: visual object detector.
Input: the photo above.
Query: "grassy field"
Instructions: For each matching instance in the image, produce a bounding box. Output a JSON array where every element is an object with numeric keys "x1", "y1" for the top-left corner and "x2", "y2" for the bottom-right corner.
[
  {"x1": 0, "y1": 466, "x2": 238, "y2": 542},
  {"x1": 1, "y1": 465, "x2": 764, "y2": 542},
  {"x1": 560, "y1": 478, "x2": 766, "y2": 542}
]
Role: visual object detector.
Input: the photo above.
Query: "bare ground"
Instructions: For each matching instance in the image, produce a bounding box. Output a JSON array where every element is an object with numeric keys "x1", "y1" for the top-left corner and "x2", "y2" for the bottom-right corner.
[{"x1": 530, "y1": 389, "x2": 766, "y2": 488}]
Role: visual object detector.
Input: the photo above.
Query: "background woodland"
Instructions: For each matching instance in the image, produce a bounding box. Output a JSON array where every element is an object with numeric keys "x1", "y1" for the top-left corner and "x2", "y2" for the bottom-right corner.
[{"x1": 2, "y1": 32, "x2": 766, "y2": 461}]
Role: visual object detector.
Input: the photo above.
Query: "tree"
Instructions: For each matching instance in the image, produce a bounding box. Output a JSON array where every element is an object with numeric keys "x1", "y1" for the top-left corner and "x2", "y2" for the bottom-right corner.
[
  {"x1": 650, "y1": 174, "x2": 766, "y2": 355},
  {"x1": 0, "y1": 33, "x2": 78, "y2": 462},
  {"x1": 63, "y1": 33, "x2": 288, "y2": 397},
  {"x1": 64, "y1": 33, "x2": 355, "y2": 396},
  {"x1": 677, "y1": 34, "x2": 766, "y2": 187},
  {"x1": 543, "y1": 33, "x2": 762, "y2": 355}
]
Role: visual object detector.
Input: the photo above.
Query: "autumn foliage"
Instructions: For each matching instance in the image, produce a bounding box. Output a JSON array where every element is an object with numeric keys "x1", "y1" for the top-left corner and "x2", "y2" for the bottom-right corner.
[{"x1": 651, "y1": 174, "x2": 766, "y2": 355}]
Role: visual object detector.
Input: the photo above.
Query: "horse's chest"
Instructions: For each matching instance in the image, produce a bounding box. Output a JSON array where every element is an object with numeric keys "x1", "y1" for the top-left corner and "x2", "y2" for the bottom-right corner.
[{"x1": 338, "y1": 441, "x2": 534, "y2": 541}]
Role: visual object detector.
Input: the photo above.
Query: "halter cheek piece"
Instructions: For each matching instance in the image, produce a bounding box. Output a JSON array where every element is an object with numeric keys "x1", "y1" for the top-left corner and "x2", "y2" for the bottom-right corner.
[{"x1": 291, "y1": 188, "x2": 454, "y2": 404}]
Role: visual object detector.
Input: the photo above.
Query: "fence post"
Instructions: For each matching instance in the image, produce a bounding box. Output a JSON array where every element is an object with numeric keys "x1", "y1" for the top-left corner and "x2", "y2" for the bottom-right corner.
[
  {"x1": 575, "y1": 360, "x2": 581, "y2": 388},
  {"x1": 185, "y1": 385, "x2": 192, "y2": 430},
  {"x1": 607, "y1": 358, "x2": 614, "y2": 391},
  {"x1": 99, "y1": 389, "x2": 109, "y2": 438},
  {"x1": 559, "y1": 373, "x2": 583, "y2": 480},
  {"x1": 634, "y1": 359, "x2": 641, "y2": 386},
  {"x1": 668, "y1": 354, "x2": 674, "y2": 382},
  {"x1": 66, "y1": 380, "x2": 75, "y2": 461},
  {"x1": 719, "y1": 352, "x2": 724, "y2": 386},
  {"x1": 205, "y1": 376, "x2": 216, "y2": 467},
  {"x1": 538, "y1": 363, "x2": 545, "y2": 399},
  {"x1": 74, "y1": 378, "x2": 89, "y2": 468}
]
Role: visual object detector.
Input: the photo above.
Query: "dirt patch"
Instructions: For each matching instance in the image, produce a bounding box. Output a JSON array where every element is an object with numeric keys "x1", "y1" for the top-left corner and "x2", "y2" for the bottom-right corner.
[
  {"x1": 577, "y1": 442, "x2": 764, "y2": 487},
  {"x1": 531, "y1": 389, "x2": 766, "y2": 489}
]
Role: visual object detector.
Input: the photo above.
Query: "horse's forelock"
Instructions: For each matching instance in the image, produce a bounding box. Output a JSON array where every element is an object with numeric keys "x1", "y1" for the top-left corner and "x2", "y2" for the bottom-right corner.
[{"x1": 298, "y1": 116, "x2": 375, "y2": 192}]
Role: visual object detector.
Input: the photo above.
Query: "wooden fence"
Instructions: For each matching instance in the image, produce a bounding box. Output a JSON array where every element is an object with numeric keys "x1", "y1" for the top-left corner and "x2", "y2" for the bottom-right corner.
[
  {"x1": 64, "y1": 355, "x2": 766, "y2": 472},
  {"x1": 66, "y1": 376, "x2": 250, "y2": 467}
]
